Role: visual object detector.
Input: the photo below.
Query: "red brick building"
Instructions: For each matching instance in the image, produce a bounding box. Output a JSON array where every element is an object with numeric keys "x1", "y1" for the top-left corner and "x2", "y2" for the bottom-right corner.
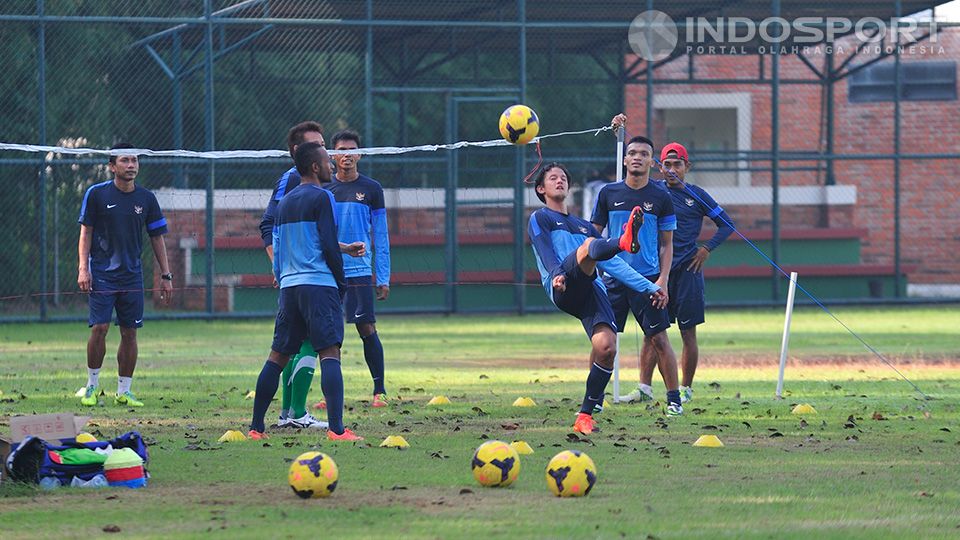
[{"x1": 625, "y1": 28, "x2": 960, "y2": 295}]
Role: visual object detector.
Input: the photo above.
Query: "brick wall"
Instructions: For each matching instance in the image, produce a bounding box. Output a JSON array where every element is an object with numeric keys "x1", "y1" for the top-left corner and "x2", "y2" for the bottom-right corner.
[{"x1": 625, "y1": 29, "x2": 960, "y2": 283}]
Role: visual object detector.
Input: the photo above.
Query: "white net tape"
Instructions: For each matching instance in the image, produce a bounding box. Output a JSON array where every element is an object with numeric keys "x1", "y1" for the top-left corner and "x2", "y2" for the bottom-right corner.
[{"x1": 0, "y1": 126, "x2": 612, "y2": 159}]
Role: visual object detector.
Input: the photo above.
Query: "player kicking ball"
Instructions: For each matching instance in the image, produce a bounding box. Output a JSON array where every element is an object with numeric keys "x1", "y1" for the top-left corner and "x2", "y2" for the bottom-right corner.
[
  {"x1": 528, "y1": 163, "x2": 667, "y2": 434},
  {"x1": 248, "y1": 141, "x2": 361, "y2": 442}
]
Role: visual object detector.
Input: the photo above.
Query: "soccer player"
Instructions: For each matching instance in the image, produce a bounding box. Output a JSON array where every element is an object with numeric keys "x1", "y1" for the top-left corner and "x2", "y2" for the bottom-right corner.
[
  {"x1": 248, "y1": 141, "x2": 362, "y2": 442},
  {"x1": 591, "y1": 115, "x2": 684, "y2": 416},
  {"x1": 315, "y1": 129, "x2": 391, "y2": 409},
  {"x1": 258, "y1": 122, "x2": 363, "y2": 430},
  {"x1": 653, "y1": 142, "x2": 735, "y2": 403},
  {"x1": 77, "y1": 143, "x2": 173, "y2": 407},
  {"x1": 529, "y1": 162, "x2": 666, "y2": 434}
]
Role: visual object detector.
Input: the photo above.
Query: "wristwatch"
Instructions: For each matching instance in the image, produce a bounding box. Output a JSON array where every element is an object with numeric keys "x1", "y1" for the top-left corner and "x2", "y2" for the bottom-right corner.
[{"x1": 161, "y1": 273, "x2": 173, "y2": 281}]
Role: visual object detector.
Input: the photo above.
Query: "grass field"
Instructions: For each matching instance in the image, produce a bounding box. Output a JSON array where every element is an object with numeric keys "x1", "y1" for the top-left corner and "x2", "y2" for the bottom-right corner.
[{"x1": 1, "y1": 306, "x2": 959, "y2": 539}]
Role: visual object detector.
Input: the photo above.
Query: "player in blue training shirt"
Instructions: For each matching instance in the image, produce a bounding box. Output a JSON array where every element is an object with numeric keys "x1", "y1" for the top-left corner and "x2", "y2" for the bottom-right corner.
[
  {"x1": 248, "y1": 141, "x2": 362, "y2": 442},
  {"x1": 258, "y1": 121, "x2": 363, "y2": 431},
  {"x1": 653, "y1": 142, "x2": 735, "y2": 404},
  {"x1": 529, "y1": 162, "x2": 666, "y2": 434},
  {"x1": 318, "y1": 129, "x2": 391, "y2": 409},
  {"x1": 77, "y1": 142, "x2": 173, "y2": 408},
  {"x1": 591, "y1": 115, "x2": 684, "y2": 416}
]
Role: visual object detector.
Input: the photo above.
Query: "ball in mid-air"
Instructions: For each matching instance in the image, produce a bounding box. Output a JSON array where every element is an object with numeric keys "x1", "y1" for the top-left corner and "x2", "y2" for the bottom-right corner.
[
  {"x1": 545, "y1": 450, "x2": 597, "y2": 497},
  {"x1": 288, "y1": 451, "x2": 338, "y2": 498},
  {"x1": 499, "y1": 104, "x2": 540, "y2": 145},
  {"x1": 471, "y1": 440, "x2": 521, "y2": 487}
]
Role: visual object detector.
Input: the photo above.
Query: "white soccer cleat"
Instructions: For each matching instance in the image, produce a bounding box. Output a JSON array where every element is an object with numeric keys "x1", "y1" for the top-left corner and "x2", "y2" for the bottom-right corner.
[
  {"x1": 666, "y1": 403, "x2": 684, "y2": 416},
  {"x1": 288, "y1": 413, "x2": 329, "y2": 430},
  {"x1": 618, "y1": 385, "x2": 655, "y2": 403},
  {"x1": 680, "y1": 386, "x2": 693, "y2": 404}
]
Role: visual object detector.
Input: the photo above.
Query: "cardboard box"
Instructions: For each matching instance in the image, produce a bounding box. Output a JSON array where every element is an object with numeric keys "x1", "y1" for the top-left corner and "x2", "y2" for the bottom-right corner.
[
  {"x1": 9, "y1": 413, "x2": 90, "y2": 443},
  {"x1": 0, "y1": 436, "x2": 11, "y2": 484}
]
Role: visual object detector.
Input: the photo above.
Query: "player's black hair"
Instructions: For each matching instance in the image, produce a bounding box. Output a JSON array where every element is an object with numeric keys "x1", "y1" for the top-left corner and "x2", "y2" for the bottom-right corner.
[
  {"x1": 534, "y1": 162, "x2": 571, "y2": 204},
  {"x1": 331, "y1": 129, "x2": 361, "y2": 148},
  {"x1": 109, "y1": 142, "x2": 135, "y2": 164},
  {"x1": 626, "y1": 135, "x2": 655, "y2": 155},
  {"x1": 287, "y1": 121, "x2": 324, "y2": 158},
  {"x1": 295, "y1": 141, "x2": 327, "y2": 177}
]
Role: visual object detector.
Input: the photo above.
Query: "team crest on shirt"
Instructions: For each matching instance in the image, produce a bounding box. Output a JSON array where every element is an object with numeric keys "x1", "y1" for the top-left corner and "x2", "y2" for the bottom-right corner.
[
  {"x1": 355, "y1": 192, "x2": 365, "y2": 202},
  {"x1": 134, "y1": 205, "x2": 143, "y2": 214},
  {"x1": 685, "y1": 198, "x2": 695, "y2": 207},
  {"x1": 642, "y1": 202, "x2": 654, "y2": 212}
]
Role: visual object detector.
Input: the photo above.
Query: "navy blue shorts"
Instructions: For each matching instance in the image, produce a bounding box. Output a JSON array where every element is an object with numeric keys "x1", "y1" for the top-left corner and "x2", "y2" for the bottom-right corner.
[
  {"x1": 668, "y1": 266, "x2": 705, "y2": 330},
  {"x1": 272, "y1": 285, "x2": 344, "y2": 355},
  {"x1": 605, "y1": 274, "x2": 671, "y2": 336},
  {"x1": 343, "y1": 276, "x2": 376, "y2": 324},
  {"x1": 551, "y1": 251, "x2": 617, "y2": 337},
  {"x1": 88, "y1": 278, "x2": 144, "y2": 328}
]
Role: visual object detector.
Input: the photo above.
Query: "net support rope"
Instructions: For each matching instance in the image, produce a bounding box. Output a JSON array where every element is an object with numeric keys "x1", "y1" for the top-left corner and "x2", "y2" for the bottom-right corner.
[{"x1": 0, "y1": 126, "x2": 612, "y2": 159}]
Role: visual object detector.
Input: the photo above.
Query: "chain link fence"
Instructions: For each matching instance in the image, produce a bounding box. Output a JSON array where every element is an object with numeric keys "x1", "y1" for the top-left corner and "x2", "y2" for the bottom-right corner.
[{"x1": 1, "y1": 0, "x2": 958, "y2": 321}]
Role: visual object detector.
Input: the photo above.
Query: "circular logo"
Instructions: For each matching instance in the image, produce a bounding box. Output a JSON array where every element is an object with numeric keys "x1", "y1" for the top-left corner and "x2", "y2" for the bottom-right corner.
[{"x1": 628, "y1": 10, "x2": 678, "y2": 61}]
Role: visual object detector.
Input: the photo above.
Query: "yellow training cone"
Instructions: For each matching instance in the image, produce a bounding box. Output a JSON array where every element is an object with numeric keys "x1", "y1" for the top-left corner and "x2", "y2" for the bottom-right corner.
[
  {"x1": 75, "y1": 432, "x2": 98, "y2": 443},
  {"x1": 379, "y1": 435, "x2": 410, "y2": 449},
  {"x1": 512, "y1": 397, "x2": 536, "y2": 407},
  {"x1": 244, "y1": 391, "x2": 256, "y2": 399},
  {"x1": 791, "y1": 403, "x2": 817, "y2": 415},
  {"x1": 693, "y1": 435, "x2": 724, "y2": 447},
  {"x1": 427, "y1": 395, "x2": 451, "y2": 406},
  {"x1": 510, "y1": 441, "x2": 534, "y2": 455},
  {"x1": 603, "y1": 399, "x2": 611, "y2": 408},
  {"x1": 218, "y1": 430, "x2": 247, "y2": 443}
]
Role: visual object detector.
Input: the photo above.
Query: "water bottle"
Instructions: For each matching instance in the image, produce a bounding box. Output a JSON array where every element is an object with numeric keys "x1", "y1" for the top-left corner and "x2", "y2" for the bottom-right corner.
[
  {"x1": 70, "y1": 474, "x2": 108, "y2": 488},
  {"x1": 39, "y1": 476, "x2": 61, "y2": 490}
]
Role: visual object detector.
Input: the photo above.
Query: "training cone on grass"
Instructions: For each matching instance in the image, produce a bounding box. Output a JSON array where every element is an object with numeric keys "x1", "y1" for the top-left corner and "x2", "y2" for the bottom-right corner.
[
  {"x1": 75, "y1": 432, "x2": 98, "y2": 443},
  {"x1": 603, "y1": 399, "x2": 611, "y2": 408},
  {"x1": 512, "y1": 397, "x2": 536, "y2": 407},
  {"x1": 693, "y1": 435, "x2": 724, "y2": 447},
  {"x1": 427, "y1": 395, "x2": 451, "y2": 406},
  {"x1": 218, "y1": 430, "x2": 247, "y2": 443},
  {"x1": 379, "y1": 435, "x2": 410, "y2": 449},
  {"x1": 791, "y1": 403, "x2": 817, "y2": 415},
  {"x1": 510, "y1": 441, "x2": 535, "y2": 455},
  {"x1": 244, "y1": 390, "x2": 256, "y2": 400}
]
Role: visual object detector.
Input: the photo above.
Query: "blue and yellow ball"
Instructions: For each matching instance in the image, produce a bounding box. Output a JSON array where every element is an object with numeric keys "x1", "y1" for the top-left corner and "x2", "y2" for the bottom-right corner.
[
  {"x1": 499, "y1": 104, "x2": 540, "y2": 145},
  {"x1": 545, "y1": 450, "x2": 597, "y2": 497},
  {"x1": 288, "y1": 451, "x2": 339, "y2": 498},
  {"x1": 471, "y1": 440, "x2": 521, "y2": 487}
]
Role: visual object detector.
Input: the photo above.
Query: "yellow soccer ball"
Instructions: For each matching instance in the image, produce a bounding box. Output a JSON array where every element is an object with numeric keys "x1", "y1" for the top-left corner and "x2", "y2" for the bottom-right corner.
[
  {"x1": 498, "y1": 104, "x2": 540, "y2": 145},
  {"x1": 545, "y1": 450, "x2": 597, "y2": 497},
  {"x1": 471, "y1": 440, "x2": 521, "y2": 487},
  {"x1": 288, "y1": 451, "x2": 338, "y2": 498}
]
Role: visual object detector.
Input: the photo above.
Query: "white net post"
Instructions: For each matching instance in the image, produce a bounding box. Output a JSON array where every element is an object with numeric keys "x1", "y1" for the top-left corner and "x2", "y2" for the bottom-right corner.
[
  {"x1": 611, "y1": 125, "x2": 625, "y2": 404},
  {"x1": 775, "y1": 271, "x2": 799, "y2": 399}
]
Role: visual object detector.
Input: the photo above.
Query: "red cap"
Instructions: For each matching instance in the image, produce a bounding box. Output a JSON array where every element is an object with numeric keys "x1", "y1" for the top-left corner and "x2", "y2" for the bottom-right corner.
[{"x1": 660, "y1": 142, "x2": 689, "y2": 162}]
